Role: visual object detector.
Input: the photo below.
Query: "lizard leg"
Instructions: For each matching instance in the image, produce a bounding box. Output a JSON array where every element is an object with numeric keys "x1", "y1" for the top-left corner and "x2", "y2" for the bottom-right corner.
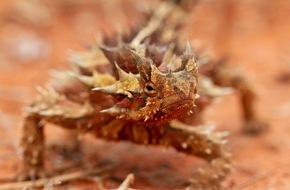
[
  {"x1": 17, "y1": 87, "x2": 93, "y2": 181},
  {"x1": 161, "y1": 120, "x2": 231, "y2": 190},
  {"x1": 236, "y1": 81, "x2": 268, "y2": 134},
  {"x1": 17, "y1": 114, "x2": 45, "y2": 181},
  {"x1": 211, "y1": 63, "x2": 268, "y2": 135}
]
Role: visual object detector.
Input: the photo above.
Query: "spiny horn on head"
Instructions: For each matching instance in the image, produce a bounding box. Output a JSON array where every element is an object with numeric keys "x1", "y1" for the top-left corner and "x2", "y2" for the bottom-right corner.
[
  {"x1": 98, "y1": 44, "x2": 117, "y2": 59},
  {"x1": 129, "y1": 49, "x2": 150, "y2": 65},
  {"x1": 172, "y1": 41, "x2": 198, "y2": 85},
  {"x1": 129, "y1": 49, "x2": 152, "y2": 81},
  {"x1": 183, "y1": 40, "x2": 194, "y2": 59},
  {"x1": 168, "y1": 54, "x2": 177, "y2": 72},
  {"x1": 174, "y1": 40, "x2": 195, "y2": 71},
  {"x1": 130, "y1": 49, "x2": 166, "y2": 80},
  {"x1": 174, "y1": 40, "x2": 197, "y2": 74},
  {"x1": 114, "y1": 61, "x2": 130, "y2": 80}
]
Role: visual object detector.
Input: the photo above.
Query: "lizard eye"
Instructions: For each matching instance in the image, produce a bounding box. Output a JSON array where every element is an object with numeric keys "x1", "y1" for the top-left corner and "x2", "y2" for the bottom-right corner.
[{"x1": 144, "y1": 82, "x2": 157, "y2": 97}]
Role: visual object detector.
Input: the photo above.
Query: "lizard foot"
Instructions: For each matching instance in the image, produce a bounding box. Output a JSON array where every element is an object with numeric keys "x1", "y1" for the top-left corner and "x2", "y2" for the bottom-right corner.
[
  {"x1": 16, "y1": 165, "x2": 46, "y2": 181},
  {"x1": 243, "y1": 120, "x2": 268, "y2": 135}
]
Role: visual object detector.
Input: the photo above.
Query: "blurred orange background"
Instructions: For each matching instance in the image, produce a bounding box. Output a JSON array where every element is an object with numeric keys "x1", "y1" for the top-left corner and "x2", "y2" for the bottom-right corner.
[{"x1": 0, "y1": 0, "x2": 289, "y2": 189}]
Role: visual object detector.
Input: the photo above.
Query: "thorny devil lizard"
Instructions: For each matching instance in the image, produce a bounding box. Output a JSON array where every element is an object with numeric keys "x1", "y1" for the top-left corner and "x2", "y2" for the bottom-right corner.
[{"x1": 16, "y1": 0, "x2": 267, "y2": 189}]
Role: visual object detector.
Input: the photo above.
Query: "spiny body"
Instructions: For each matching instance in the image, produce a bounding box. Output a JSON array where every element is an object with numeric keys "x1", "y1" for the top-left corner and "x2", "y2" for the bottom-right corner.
[{"x1": 18, "y1": 1, "x2": 236, "y2": 190}]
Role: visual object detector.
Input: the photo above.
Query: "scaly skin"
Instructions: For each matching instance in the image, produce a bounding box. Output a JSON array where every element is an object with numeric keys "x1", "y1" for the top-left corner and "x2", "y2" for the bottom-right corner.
[{"x1": 18, "y1": 39, "x2": 231, "y2": 189}]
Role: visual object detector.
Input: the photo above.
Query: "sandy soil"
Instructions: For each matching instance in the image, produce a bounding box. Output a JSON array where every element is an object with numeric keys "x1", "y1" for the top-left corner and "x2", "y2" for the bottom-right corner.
[{"x1": 0, "y1": 0, "x2": 289, "y2": 189}]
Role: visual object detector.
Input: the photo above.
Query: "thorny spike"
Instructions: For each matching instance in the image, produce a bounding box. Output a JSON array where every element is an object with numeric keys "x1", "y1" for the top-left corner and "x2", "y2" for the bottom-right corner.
[
  {"x1": 168, "y1": 54, "x2": 176, "y2": 72},
  {"x1": 78, "y1": 76, "x2": 94, "y2": 86},
  {"x1": 157, "y1": 60, "x2": 169, "y2": 73},
  {"x1": 129, "y1": 48, "x2": 166, "y2": 79},
  {"x1": 39, "y1": 109, "x2": 63, "y2": 116},
  {"x1": 48, "y1": 87, "x2": 60, "y2": 98},
  {"x1": 67, "y1": 50, "x2": 94, "y2": 70},
  {"x1": 116, "y1": 174, "x2": 135, "y2": 190},
  {"x1": 129, "y1": 49, "x2": 142, "y2": 65},
  {"x1": 92, "y1": 69, "x2": 139, "y2": 98},
  {"x1": 175, "y1": 40, "x2": 197, "y2": 73},
  {"x1": 93, "y1": 85, "x2": 117, "y2": 94},
  {"x1": 69, "y1": 72, "x2": 94, "y2": 86},
  {"x1": 129, "y1": 49, "x2": 150, "y2": 65},
  {"x1": 144, "y1": 116, "x2": 150, "y2": 121},
  {"x1": 36, "y1": 86, "x2": 59, "y2": 100},
  {"x1": 184, "y1": 39, "x2": 194, "y2": 59},
  {"x1": 70, "y1": 69, "x2": 116, "y2": 88},
  {"x1": 35, "y1": 86, "x2": 47, "y2": 97},
  {"x1": 150, "y1": 61, "x2": 166, "y2": 76},
  {"x1": 100, "y1": 105, "x2": 122, "y2": 114},
  {"x1": 98, "y1": 44, "x2": 113, "y2": 53},
  {"x1": 50, "y1": 70, "x2": 67, "y2": 79},
  {"x1": 68, "y1": 49, "x2": 108, "y2": 72},
  {"x1": 115, "y1": 61, "x2": 130, "y2": 80},
  {"x1": 67, "y1": 51, "x2": 83, "y2": 68}
]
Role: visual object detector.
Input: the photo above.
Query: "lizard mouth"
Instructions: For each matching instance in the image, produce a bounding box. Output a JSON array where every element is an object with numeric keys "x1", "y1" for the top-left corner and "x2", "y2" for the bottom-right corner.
[
  {"x1": 141, "y1": 99, "x2": 193, "y2": 125},
  {"x1": 162, "y1": 99, "x2": 193, "y2": 115}
]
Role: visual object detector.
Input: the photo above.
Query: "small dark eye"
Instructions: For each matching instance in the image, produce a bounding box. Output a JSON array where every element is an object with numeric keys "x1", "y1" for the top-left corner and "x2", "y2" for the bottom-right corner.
[
  {"x1": 144, "y1": 82, "x2": 157, "y2": 97},
  {"x1": 145, "y1": 85, "x2": 154, "y2": 91}
]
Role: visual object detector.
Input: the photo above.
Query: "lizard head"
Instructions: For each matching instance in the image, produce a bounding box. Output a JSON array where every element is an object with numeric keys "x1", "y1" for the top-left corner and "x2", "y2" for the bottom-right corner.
[{"x1": 94, "y1": 41, "x2": 198, "y2": 125}]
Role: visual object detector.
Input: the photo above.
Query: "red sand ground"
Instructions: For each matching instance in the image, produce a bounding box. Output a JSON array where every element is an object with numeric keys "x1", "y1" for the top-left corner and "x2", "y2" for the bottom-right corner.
[{"x1": 0, "y1": 0, "x2": 289, "y2": 189}]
